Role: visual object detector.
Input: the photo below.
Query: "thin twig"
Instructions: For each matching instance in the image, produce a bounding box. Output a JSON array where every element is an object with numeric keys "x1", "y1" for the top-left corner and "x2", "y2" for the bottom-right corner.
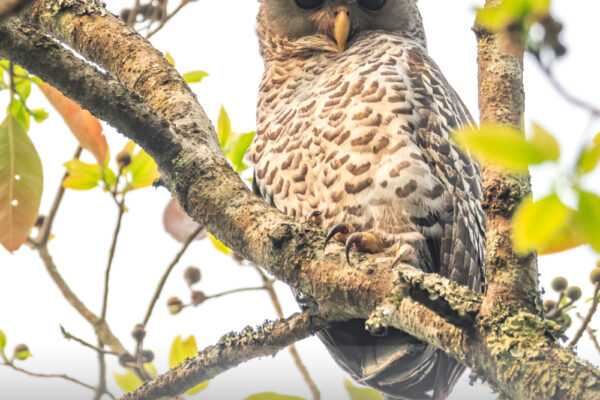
[
  {"x1": 142, "y1": 225, "x2": 203, "y2": 326},
  {"x1": 36, "y1": 146, "x2": 83, "y2": 245},
  {"x1": 93, "y1": 338, "x2": 109, "y2": 400},
  {"x1": 569, "y1": 283, "x2": 600, "y2": 349},
  {"x1": 100, "y1": 196, "x2": 126, "y2": 322},
  {"x1": 536, "y1": 59, "x2": 600, "y2": 116},
  {"x1": 253, "y1": 265, "x2": 321, "y2": 400},
  {"x1": 60, "y1": 326, "x2": 118, "y2": 355},
  {"x1": 586, "y1": 326, "x2": 600, "y2": 355},
  {"x1": 146, "y1": 0, "x2": 191, "y2": 39},
  {"x1": 205, "y1": 286, "x2": 266, "y2": 300},
  {"x1": 0, "y1": 361, "x2": 96, "y2": 392}
]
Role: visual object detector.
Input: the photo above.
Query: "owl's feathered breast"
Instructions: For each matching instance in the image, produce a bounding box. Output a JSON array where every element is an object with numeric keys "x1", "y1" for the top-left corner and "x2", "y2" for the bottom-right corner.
[{"x1": 249, "y1": 33, "x2": 484, "y2": 279}]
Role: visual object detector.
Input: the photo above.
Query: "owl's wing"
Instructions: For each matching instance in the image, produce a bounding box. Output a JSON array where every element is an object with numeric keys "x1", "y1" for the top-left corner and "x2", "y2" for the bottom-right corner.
[{"x1": 405, "y1": 45, "x2": 486, "y2": 293}]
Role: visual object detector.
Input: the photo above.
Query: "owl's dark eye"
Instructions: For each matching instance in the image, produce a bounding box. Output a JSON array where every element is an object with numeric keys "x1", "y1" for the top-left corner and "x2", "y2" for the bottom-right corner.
[
  {"x1": 294, "y1": 0, "x2": 324, "y2": 10},
  {"x1": 357, "y1": 0, "x2": 387, "y2": 11}
]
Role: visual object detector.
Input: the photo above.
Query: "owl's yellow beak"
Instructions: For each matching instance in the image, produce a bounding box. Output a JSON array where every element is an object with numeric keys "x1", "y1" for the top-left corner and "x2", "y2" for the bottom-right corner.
[{"x1": 334, "y1": 6, "x2": 350, "y2": 52}]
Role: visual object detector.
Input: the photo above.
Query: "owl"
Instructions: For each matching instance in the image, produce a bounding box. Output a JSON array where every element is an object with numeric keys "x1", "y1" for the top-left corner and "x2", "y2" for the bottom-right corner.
[{"x1": 248, "y1": 0, "x2": 486, "y2": 399}]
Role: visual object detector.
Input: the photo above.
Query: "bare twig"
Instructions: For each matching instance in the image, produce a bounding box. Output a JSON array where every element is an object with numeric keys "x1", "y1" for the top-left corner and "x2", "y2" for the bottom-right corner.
[
  {"x1": 146, "y1": 0, "x2": 192, "y2": 39},
  {"x1": 142, "y1": 225, "x2": 204, "y2": 326},
  {"x1": 586, "y1": 326, "x2": 600, "y2": 355},
  {"x1": 35, "y1": 146, "x2": 83, "y2": 246},
  {"x1": 0, "y1": 0, "x2": 35, "y2": 22},
  {"x1": 60, "y1": 326, "x2": 118, "y2": 355},
  {"x1": 253, "y1": 265, "x2": 321, "y2": 400},
  {"x1": 536, "y1": 59, "x2": 600, "y2": 117},
  {"x1": 101, "y1": 196, "x2": 126, "y2": 322},
  {"x1": 0, "y1": 361, "x2": 97, "y2": 392},
  {"x1": 569, "y1": 283, "x2": 600, "y2": 349},
  {"x1": 94, "y1": 338, "x2": 109, "y2": 400},
  {"x1": 205, "y1": 286, "x2": 266, "y2": 300}
]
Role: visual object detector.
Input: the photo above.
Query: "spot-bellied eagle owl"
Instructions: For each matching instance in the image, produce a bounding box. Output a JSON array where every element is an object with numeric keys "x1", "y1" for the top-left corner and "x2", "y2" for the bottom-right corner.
[{"x1": 247, "y1": 0, "x2": 486, "y2": 399}]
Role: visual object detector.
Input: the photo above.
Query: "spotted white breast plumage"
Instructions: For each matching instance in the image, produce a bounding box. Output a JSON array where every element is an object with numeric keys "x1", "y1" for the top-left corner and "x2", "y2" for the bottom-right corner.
[{"x1": 250, "y1": 3, "x2": 486, "y2": 399}]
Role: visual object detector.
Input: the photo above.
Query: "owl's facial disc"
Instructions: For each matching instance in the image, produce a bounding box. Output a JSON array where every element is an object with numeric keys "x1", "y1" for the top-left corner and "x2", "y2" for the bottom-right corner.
[{"x1": 334, "y1": 6, "x2": 350, "y2": 52}]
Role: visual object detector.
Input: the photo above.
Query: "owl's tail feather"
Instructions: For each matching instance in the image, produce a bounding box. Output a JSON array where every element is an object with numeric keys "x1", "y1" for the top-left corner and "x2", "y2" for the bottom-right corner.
[{"x1": 318, "y1": 320, "x2": 464, "y2": 400}]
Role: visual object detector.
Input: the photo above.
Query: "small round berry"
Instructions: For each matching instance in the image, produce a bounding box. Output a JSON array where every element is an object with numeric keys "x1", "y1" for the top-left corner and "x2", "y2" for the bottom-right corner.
[
  {"x1": 590, "y1": 269, "x2": 600, "y2": 284},
  {"x1": 184, "y1": 267, "x2": 201, "y2": 286},
  {"x1": 116, "y1": 151, "x2": 132, "y2": 170},
  {"x1": 551, "y1": 277, "x2": 568, "y2": 292},
  {"x1": 191, "y1": 291, "x2": 207, "y2": 306},
  {"x1": 131, "y1": 324, "x2": 146, "y2": 342},
  {"x1": 566, "y1": 286, "x2": 582, "y2": 301},
  {"x1": 543, "y1": 299, "x2": 557, "y2": 313},
  {"x1": 167, "y1": 297, "x2": 184, "y2": 315},
  {"x1": 140, "y1": 350, "x2": 155, "y2": 363}
]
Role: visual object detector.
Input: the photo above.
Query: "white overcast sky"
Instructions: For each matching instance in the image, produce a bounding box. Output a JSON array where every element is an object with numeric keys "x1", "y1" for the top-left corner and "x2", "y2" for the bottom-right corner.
[{"x1": 1, "y1": 1, "x2": 600, "y2": 399}]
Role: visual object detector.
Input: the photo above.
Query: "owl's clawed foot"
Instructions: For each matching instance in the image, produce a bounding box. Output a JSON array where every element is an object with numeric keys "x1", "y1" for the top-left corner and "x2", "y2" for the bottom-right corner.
[{"x1": 324, "y1": 224, "x2": 383, "y2": 265}]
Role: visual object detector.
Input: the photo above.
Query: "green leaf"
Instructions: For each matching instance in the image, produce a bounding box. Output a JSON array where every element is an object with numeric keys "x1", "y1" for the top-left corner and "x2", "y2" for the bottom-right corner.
[
  {"x1": 344, "y1": 380, "x2": 383, "y2": 400},
  {"x1": 244, "y1": 393, "x2": 305, "y2": 400},
  {"x1": 30, "y1": 108, "x2": 49, "y2": 123},
  {"x1": 530, "y1": 123, "x2": 560, "y2": 162},
  {"x1": 576, "y1": 141, "x2": 600, "y2": 175},
  {"x1": 169, "y1": 335, "x2": 208, "y2": 395},
  {"x1": 165, "y1": 52, "x2": 175, "y2": 66},
  {"x1": 453, "y1": 124, "x2": 559, "y2": 172},
  {"x1": 217, "y1": 106, "x2": 232, "y2": 149},
  {"x1": 15, "y1": 78, "x2": 31, "y2": 102},
  {"x1": 114, "y1": 369, "x2": 143, "y2": 393},
  {"x1": 62, "y1": 159, "x2": 102, "y2": 190},
  {"x1": 512, "y1": 194, "x2": 584, "y2": 255},
  {"x1": 578, "y1": 191, "x2": 600, "y2": 253},
  {"x1": 182, "y1": 70, "x2": 209, "y2": 84},
  {"x1": 123, "y1": 147, "x2": 160, "y2": 190},
  {"x1": 0, "y1": 330, "x2": 6, "y2": 351},
  {"x1": 14, "y1": 350, "x2": 32, "y2": 361},
  {"x1": 226, "y1": 131, "x2": 255, "y2": 173},
  {"x1": 0, "y1": 116, "x2": 44, "y2": 252},
  {"x1": 9, "y1": 100, "x2": 30, "y2": 131}
]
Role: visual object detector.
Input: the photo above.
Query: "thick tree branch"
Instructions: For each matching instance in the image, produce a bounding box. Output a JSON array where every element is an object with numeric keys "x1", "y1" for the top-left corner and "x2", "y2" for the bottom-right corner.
[
  {"x1": 121, "y1": 313, "x2": 325, "y2": 400},
  {"x1": 2, "y1": 1, "x2": 600, "y2": 398}
]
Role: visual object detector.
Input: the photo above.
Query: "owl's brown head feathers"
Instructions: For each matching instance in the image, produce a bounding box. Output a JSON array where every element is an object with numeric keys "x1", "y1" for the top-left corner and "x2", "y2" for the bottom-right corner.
[{"x1": 257, "y1": 0, "x2": 426, "y2": 59}]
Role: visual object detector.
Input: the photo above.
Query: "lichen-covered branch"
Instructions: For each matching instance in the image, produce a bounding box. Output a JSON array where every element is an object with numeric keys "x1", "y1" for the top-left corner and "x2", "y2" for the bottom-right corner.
[
  {"x1": 120, "y1": 313, "x2": 325, "y2": 400},
  {"x1": 2, "y1": 1, "x2": 600, "y2": 399}
]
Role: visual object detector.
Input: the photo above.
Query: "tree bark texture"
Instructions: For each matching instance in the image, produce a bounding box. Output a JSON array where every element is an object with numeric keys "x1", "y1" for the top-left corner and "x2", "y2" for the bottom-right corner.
[{"x1": 1, "y1": 1, "x2": 599, "y2": 399}]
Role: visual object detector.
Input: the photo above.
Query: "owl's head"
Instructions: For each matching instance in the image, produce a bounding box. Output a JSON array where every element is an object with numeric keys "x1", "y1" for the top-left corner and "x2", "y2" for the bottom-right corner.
[{"x1": 257, "y1": 0, "x2": 426, "y2": 56}]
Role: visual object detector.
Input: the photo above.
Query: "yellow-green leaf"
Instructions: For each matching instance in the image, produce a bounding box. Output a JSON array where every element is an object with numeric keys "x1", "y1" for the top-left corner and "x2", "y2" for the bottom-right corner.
[
  {"x1": 0, "y1": 330, "x2": 6, "y2": 351},
  {"x1": 578, "y1": 191, "x2": 600, "y2": 253},
  {"x1": 165, "y1": 52, "x2": 175, "y2": 66},
  {"x1": 207, "y1": 232, "x2": 232, "y2": 255},
  {"x1": 453, "y1": 124, "x2": 559, "y2": 172},
  {"x1": 62, "y1": 159, "x2": 101, "y2": 190},
  {"x1": 512, "y1": 194, "x2": 583, "y2": 255},
  {"x1": 169, "y1": 335, "x2": 208, "y2": 395},
  {"x1": 182, "y1": 70, "x2": 209, "y2": 84},
  {"x1": 14, "y1": 350, "x2": 32, "y2": 361},
  {"x1": 114, "y1": 369, "x2": 143, "y2": 393},
  {"x1": 217, "y1": 106, "x2": 232, "y2": 149},
  {"x1": 530, "y1": 123, "x2": 560, "y2": 162},
  {"x1": 169, "y1": 335, "x2": 198, "y2": 368},
  {"x1": 244, "y1": 393, "x2": 305, "y2": 400},
  {"x1": 344, "y1": 380, "x2": 383, "y2": 400},
  {"x1": 123, "y1": 147, "x2": 160, "y2": 190},
  {"x1": 576, "y1": 142, "x2": 600, "y2": 175},
  {"x1": 0, "y1": 115, "x2": 44, "y2": 252},
  {"x1": 30, "y1": 108, "x2": 49, "y2": 123},
  {"x1": 226, "y1": 131, "x2": 255, "y2": 173}
]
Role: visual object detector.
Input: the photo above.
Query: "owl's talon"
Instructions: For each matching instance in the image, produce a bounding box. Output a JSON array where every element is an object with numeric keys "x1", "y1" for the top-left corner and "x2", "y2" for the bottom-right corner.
[
  {"x1": 323, "y1": 223, "x2": 351, "y2": 250},
  {"x1": 344, "y1": 232, "x2": 383, "y2": 265}
]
